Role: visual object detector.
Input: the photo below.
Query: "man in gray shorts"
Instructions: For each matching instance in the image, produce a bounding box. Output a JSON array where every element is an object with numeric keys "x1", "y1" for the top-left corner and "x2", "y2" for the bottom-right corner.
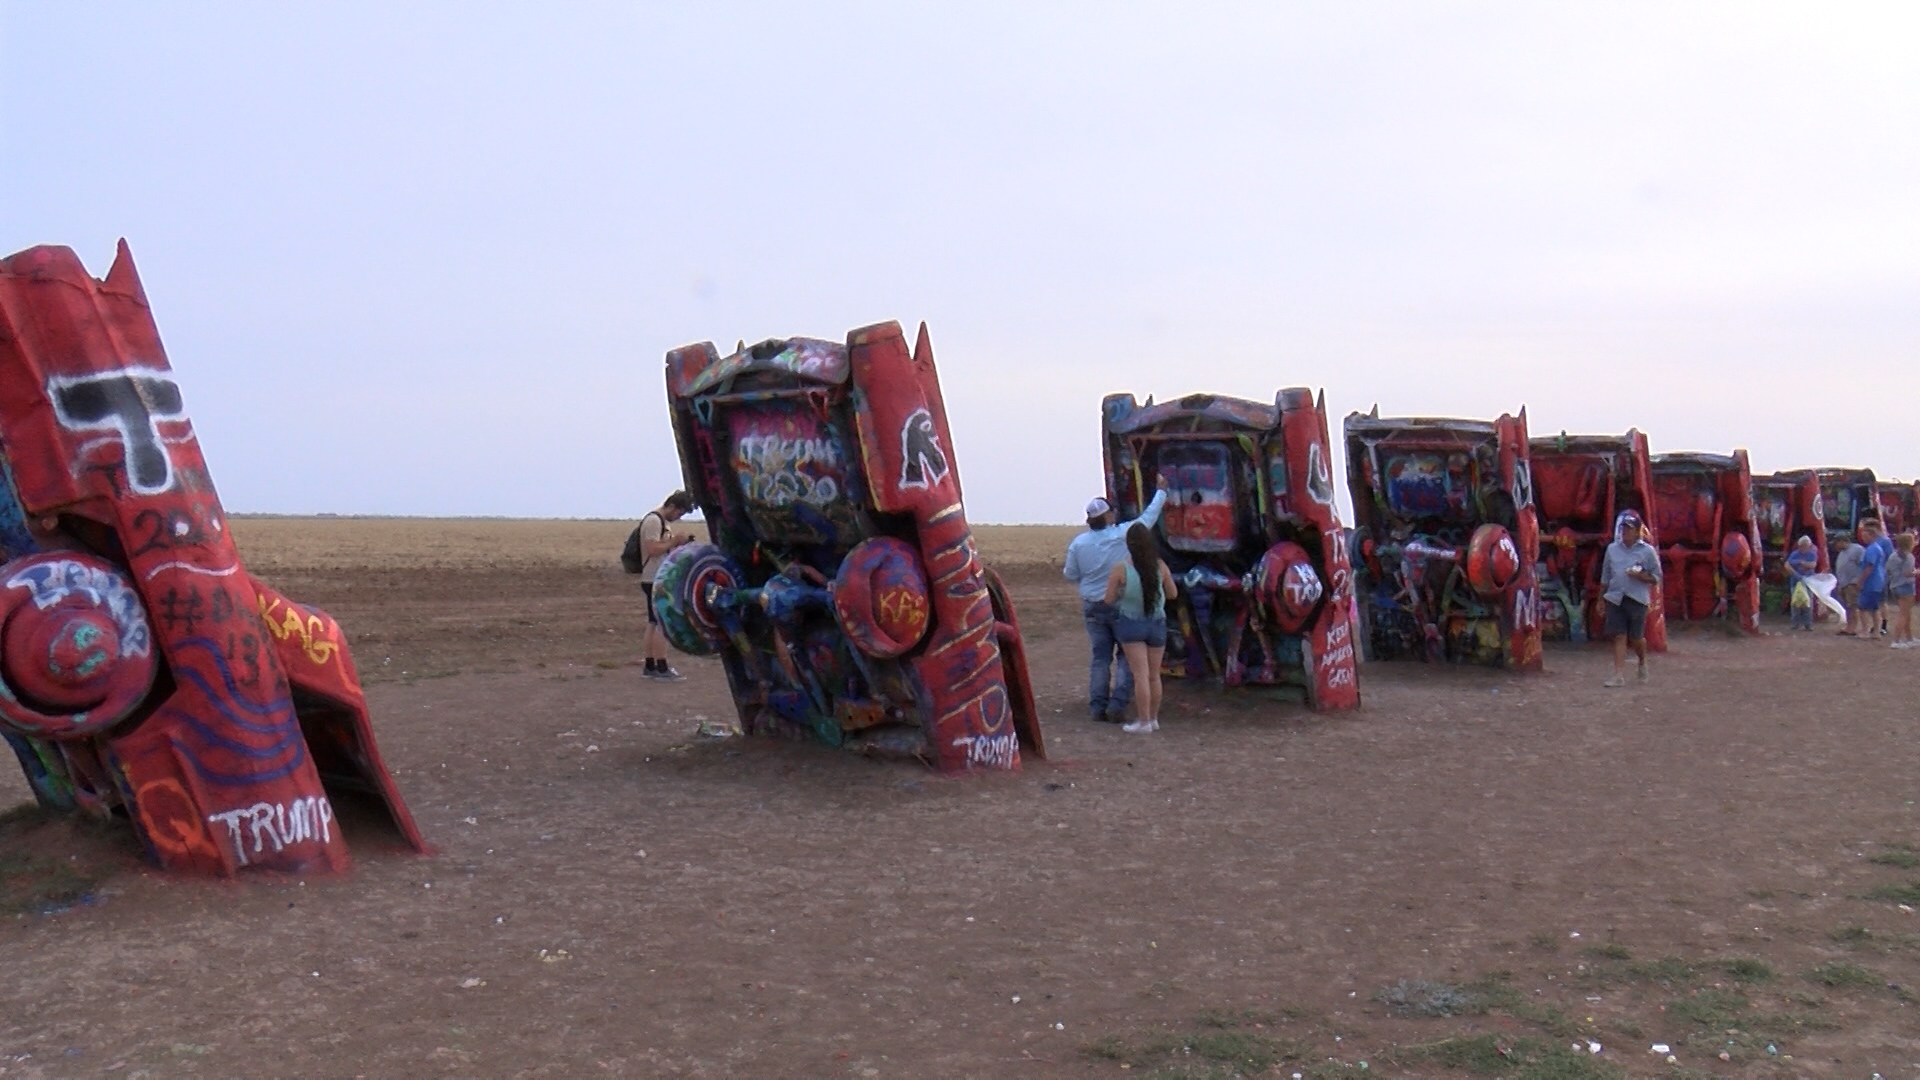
[{"x1": 1600, "y1": 510, "x2": 1662, "y2": 687}]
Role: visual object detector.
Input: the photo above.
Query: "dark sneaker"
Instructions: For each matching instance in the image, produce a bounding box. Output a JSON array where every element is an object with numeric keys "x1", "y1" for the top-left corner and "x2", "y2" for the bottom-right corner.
[
  {"x1": 647, "y1": 665, "x2": 686, "y2": 682},
  {"x1": 1104, "y1": 708, "x2": 1131, "y2": 724}
]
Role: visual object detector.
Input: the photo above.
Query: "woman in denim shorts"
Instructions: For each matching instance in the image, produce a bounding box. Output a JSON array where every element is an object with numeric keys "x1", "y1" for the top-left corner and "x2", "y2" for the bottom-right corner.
[{"x1": 1102, "y1": 523, "x2": 1178, "y2": 733}]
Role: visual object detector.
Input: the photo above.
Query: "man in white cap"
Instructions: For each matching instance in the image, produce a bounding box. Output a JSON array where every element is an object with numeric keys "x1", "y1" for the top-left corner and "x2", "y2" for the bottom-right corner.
[{"x1": 1063, "y1": 476, "x2": 1168, "y2": 721}]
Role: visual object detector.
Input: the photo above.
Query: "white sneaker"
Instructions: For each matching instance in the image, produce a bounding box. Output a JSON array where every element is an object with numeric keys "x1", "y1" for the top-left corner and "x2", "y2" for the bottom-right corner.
[
  {"x1": 1602, "y1": 674, "x2": 1626, "y2": 688},
  {"x1": 1121, "y1": 718, "x2": 1157, "y2": 733},
  {"x1": 1637, "y1": 663, "x2": 1649, "y2": 682}
]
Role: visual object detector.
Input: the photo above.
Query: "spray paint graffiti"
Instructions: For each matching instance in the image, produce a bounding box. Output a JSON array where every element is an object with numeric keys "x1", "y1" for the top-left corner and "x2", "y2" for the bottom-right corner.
[
  {"x1": 1345, "y1": 410, "x2": 1543, "y2": 670},
  {"x1": 732, "y1": 432, "x2": 845, "y2": 508},
  {"x1": 898, "y1": 408, "x2": 950, "y2": 491},
  {"x1": 206, "y1": 796, "x2": 335, "y2": 868},
  {"x1": 0, "y1": 240, "x2": 427, "y2": 874},
  {"x1": 1099, "y1": 387, "x2": 1360, "y2": 710},
  {"x1": 257, "y1": 593, "x2": 342, "y2": 667},
  {"x1": 660, "y1": 323, "x2": 1042, "y2": 772},
  {"x1": 7, "y1": 556, "x2": 152, "y2": 657},
  {"x1": 47, "y1": 368, "x2": 186, "y2": 495},
  {"x1": 1306, "y1": 441, "x2": 1334, "y2": 505},
  {"x1": 952, "y1": 731, "x2": 1018, "y2": 769}
]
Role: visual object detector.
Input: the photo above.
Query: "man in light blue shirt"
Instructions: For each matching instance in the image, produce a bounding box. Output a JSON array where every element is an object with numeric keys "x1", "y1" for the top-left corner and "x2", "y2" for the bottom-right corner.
[
  {"x1": 1064, "y1": 477, "x2": 1167, "y2": 721},
  {"x1": 1599, "y1": 510, "x2": 1662, "y2": 687}
]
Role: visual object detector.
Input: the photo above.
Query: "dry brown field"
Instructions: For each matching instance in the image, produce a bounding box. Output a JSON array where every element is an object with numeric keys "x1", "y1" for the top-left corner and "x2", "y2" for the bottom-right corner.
[{"x1": 1, "y1": 517, "x2": 1917, "y2": 1078}]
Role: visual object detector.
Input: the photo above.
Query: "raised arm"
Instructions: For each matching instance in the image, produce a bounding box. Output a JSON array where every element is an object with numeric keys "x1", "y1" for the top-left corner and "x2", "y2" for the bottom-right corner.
[{"x1": 1125, "y1": 478, "x2": 1171, "y2": 532}]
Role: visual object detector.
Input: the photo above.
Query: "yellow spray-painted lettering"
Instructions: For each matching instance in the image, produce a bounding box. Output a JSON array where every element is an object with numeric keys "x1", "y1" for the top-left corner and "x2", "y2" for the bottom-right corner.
[{"x1": 256, "y1": 594, "x2": 339, "y2": 666}]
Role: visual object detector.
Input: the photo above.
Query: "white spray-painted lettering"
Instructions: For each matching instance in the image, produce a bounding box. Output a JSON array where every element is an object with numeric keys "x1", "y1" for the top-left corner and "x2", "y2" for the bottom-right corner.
[
  {"x1": 732, "y1": 434, "x2": 842, "y2": 508},
  {"x1": 1306, "y1": 441, "x2": 1334, "y2": 505},
  {"x1": 1511, "y1": 460, "x2": 1534, "y2": 510},
  {"x1": 952, "y1": 732, "x2": 1018, "y2": 769},
  {"x1": 1284, "y1": 563, "x2": 1323, "y2": 608},
  {"x1": 206, "y1": 796, "x2": 334, "y2": 867},
  {"x1": 1319, "y1": 641, "x2": 1356, "y2": 672},
  {"x1": 6, "y1": 558, "x2": 152, "y2": 658},
  {"x1": 899, "y1": 408, "x2": 951, "y2": 491},
  {"x1": 1512, "y1": 586, "x2": 1539, "y2": 631}
]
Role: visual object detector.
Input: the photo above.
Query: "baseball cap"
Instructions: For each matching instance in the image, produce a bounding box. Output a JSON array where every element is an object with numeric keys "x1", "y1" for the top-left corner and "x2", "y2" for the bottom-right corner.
[
  {"x1": 1085, "y1": 497, "x2": 1112, "y2": 517},
  {"x1": 1620, "y1": 510, "x2": 1644, "y2": 528}
]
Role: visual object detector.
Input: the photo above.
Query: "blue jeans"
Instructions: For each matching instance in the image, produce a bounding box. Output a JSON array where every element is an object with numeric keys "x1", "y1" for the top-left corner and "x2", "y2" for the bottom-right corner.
[{"x1": 1083, "y1": 600, "x2": 1132, "y2": 716}]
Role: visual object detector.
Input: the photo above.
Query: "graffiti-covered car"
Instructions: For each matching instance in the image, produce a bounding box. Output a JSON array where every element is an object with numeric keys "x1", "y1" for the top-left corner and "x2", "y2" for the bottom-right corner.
[
  {"x1": 0, "y1": 242, "x2": 426, "y2": 874},
  {"x1": 1527, "y1": 430, "x2": 1667, "y2": 650},
  {"x1": 1097, "y1": 389, "x2": 1359, "y2": 709},
  {"x1": 657, "y1": 322, "x2": 1042, "y2": 773},
  {"x1": 1754, "y1": 470, "x2": 1828, "y2": 615},
  {"x1": 1814, "y1": 467, "x2": 1878, "y2": 541},
  {"x1": 1344, "y1": 408, "x2": 1543, "y2": 670},
  {"x1": 1648, "y1": 451, "x2": 1763, "y2": 633},
  {"x1": 1874, "y1": 479, "x2": 1916, "y2": 536}
]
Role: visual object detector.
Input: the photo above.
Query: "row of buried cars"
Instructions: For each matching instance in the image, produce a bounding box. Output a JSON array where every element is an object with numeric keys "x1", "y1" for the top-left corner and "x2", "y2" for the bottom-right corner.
[
  {"x1": 650, "y1": 322, "x2": 1917, "y2": 778},
  {"x1": 0, "y1": 244, "x2": 1907, "y2": 874}
]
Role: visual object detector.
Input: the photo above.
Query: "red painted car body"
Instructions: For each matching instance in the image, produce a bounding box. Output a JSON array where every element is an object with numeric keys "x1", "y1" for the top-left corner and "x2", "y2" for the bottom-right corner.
[
  {"x1": 1648, "y1": 451, "x2": 1763, "y2": 634},
  {"x1": 658, "y1": 323, "x2": 1042, "y2": 773},
  {"x1": 1098, "y1": 389, "x2": 1359, "y2": 709},
  {"x1": 1753, "y1": 470, "x2": 1829, "y2": 615},
  {"x1": 1345, "y1": 408, "x2": 1543, "y2": 670},
  {"x1": 1874, "y1": 479, "x2": 1916, "y2": 537},
  {"x1": 0, "y1": 242, "x2": 426, "y2": 874},
  {"x1": 1527, "y1": 430, "x2": 1667, "y2": 651}
]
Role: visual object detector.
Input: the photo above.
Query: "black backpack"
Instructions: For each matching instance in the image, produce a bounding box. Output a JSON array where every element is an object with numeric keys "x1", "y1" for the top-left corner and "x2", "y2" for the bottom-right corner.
[{"x1": 619, "y1": 513, "x2": 659, "y2": 574}]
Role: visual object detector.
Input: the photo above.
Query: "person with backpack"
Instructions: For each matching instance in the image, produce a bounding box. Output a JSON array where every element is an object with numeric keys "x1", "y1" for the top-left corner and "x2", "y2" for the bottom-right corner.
[{"x1": 626, "y1": 490, "x2": 696, "y2": 679}]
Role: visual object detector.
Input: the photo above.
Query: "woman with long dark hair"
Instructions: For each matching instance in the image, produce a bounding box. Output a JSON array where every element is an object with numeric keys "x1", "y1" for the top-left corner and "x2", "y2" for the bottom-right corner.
[{"x1": 1103, "y1": 522, "x2": 1177, "y2": 733}]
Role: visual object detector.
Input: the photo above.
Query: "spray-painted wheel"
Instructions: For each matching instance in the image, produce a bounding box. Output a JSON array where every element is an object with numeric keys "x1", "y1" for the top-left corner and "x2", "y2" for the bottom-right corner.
[
  {"x1": 0, "y1": 553, "x2": 158, "y2": 740},
  {"x1": 832, "y1": 537, "x2": 930, "y2": 659},
  {"x1": 652, "y1": 542, "x2": 743, "y2": 656},
  {"x1": 1465, "y1": 523, "x2": 1521, "y2": 597},
  {"x1": 1719, "y1": 531, "x2": 1754, "y2": 580},
  {"x1": 1253, "y1": 542, "x2": 1323, "y2": 633}
]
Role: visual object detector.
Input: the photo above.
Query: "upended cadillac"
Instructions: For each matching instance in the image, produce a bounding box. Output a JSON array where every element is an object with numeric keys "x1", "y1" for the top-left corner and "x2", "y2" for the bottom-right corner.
[
  {"x1": 654, "y1": 322, "x2": 1043, "y2": 773},
  {"x1": 1097, "y1": 389, "x2": 1360, "y2": 709},
  {"x1": 1345, "y1": 408, "x2": 1544, "y2": 670}
]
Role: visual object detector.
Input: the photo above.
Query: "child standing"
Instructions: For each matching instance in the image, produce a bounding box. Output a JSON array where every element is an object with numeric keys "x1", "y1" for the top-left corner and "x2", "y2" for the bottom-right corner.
[{"x1": 1888, "y1": 532, "x2": 1916, "y2": 648}]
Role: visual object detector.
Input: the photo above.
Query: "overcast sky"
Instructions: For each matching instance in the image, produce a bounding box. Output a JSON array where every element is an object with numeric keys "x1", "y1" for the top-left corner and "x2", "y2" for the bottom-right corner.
[{"x1": 4, "y1": 3, "x2": 1917, "y2": 523}]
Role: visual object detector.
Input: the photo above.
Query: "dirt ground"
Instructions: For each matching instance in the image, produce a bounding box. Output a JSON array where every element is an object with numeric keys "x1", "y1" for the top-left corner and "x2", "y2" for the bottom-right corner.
[{"x1": 2, "y1": 518, "x2": 1917, "y2": 1078}]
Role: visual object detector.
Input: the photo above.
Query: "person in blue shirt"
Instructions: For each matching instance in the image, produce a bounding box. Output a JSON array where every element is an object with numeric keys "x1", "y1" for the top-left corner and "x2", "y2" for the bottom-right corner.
[
  {"x1": 1784, "y1": 534, "x2": 1820, "y2": 631},
  {"x1": 1857, "y1": 518, "x2": 1892, "y2": 635},
  {"x1": 1062, "y1": 476, "x2": 1167, "y2": 722}
]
